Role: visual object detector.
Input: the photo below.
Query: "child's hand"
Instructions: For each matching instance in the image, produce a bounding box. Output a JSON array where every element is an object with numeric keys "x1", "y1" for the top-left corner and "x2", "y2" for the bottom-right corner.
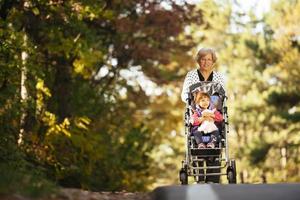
[
  {"x1": 203, "y1": 115, "x2": 214, "y2": 122},
  {"x1": 203, "y1": 113, "x2": 214, "y2": 119},
  {"x1": 202, "y1": 115, "x2": 209, "y2": 120},
  {"x1": 209, "y1": 113, "x2": 215, "y2": 118},
  {"x1": 202, "y1": 110, "x2": 215, "y2": 118},
  {"x1": 202, "y1": 112, "x2": 210, "y2": 118}
]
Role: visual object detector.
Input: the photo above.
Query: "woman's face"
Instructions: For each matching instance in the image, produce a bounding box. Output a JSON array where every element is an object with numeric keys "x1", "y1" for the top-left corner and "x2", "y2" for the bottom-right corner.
[
  {"x1": 199, "y1": 53, "x2": 213, "y2": 72},
  {"x1": 198, "y1": 97, "x2": 210, "y2": 109}
]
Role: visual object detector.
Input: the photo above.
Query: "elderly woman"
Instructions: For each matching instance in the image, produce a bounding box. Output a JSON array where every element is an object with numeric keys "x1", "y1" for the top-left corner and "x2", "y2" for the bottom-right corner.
[
  {"x1": 181, "y1": 47, "x2": 225, "y2": 184},
  {"x1": 181, "y1": 47, "x2": 225, "y2": 102}
]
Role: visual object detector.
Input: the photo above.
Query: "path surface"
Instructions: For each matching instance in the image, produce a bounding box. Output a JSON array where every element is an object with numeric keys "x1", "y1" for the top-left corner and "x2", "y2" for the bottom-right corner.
[
  {"x1": 2, "y1": 184, "x2": 300, "y2": 200},
  {"x1": 152, "y1": 183, "x2": 300, "y2": 200},
  {"x1": 0, "y1": 189, "x2": 151, "y2": 200},
  {"x1": 58, "y1": 189, "x2": 151, "y2": 200}
]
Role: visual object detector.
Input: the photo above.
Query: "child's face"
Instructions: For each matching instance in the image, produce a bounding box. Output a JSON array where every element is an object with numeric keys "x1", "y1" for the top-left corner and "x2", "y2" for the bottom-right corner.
[{"x1": 198, "y1": 97, "x2": 210, "y2": 109}]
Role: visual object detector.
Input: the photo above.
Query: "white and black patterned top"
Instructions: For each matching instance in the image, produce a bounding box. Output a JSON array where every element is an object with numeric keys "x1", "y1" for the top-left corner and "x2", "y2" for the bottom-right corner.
[{"x1": 181, "y1": 68, "x2": 225, "y2": 102}]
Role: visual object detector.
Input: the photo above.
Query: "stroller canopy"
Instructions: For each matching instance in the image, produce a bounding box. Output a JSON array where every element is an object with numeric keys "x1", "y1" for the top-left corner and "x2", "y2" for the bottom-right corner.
[
  {"x1": 188, "y1": 81, "x2": 226, "y2": 97},
  {"x1": 188, "y1": 81, "x2": 226, "y2": 110}
]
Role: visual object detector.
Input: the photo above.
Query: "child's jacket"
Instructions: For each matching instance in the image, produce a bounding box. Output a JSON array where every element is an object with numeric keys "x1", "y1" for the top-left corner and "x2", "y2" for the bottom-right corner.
[{"x1": 192, "y1": 107, "x2": 223, "y2": 134}]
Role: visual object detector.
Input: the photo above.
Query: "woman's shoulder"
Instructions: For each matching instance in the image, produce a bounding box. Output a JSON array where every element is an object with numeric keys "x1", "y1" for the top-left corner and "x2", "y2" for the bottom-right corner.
[
  {"x1": 213, "y1": 71, "x2": 224, "y2": 77},
  {"x1": 187, "y1": 68, "x2": 198, "y2": 76},
  {"x1": 213, "y1": 71, "x2": 225, "y2": 82},
  {"x1": 185, "y1": 69, "x2": 199, "y2": 82}
]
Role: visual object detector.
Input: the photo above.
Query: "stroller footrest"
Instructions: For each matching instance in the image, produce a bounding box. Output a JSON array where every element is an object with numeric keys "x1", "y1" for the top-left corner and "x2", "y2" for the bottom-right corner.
[
  {"x1": 191, "y1": 148, "x2": 221, "y2": 156},
  {"x1": 190, "y1": 172, "x2": 227, "y2": 176}
]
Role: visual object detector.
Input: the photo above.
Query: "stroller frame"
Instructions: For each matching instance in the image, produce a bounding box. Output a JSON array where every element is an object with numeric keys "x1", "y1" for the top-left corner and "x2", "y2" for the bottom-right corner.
[{"x1": 179, "y1": 81, "x2": 237, "y2": 184}]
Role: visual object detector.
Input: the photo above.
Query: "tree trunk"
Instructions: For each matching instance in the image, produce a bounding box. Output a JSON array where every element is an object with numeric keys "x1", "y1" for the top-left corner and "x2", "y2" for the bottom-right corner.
[
  {"x1": 52, "y1": 58, "x2": 72, "y2": 122},
  {"x1": 19, "y1": 32, "x2": 28, "y2": 145}
]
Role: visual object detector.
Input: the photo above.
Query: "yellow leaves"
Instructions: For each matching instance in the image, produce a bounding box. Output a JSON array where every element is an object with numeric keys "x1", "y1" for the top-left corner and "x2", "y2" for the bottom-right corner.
[
  {"x1": 32, "y1": 8, "x2": 40, "y2": 16},
  {"x1": 268, "y1": 1, "x2": 300, "y2": 54},
  {"x1": 43, "y1": 113, "x2": 71, "y2": 137},
  {"x1": 83, "y1": 6, "x2": 94, "y2": 18},
  {"x1": 73, "y1": 59, "x2": 85, "y2": 76},
  {"x1": 164, "y1": 61, "x2": 179, "y2": 71},
  {"x1": 42, "y1": 111, "x2": 56, "y2": 126},
  {"x1": 36, "y1": 78, "x2": 51, "y2": 97},
  {"x1": 73, "y1": 50, "x2": 103, "y2": 79},
  {"x1": 102, "y1": 10, "x2": 115, "y2": 20},
  {"x1": 128, "y1": 101, "x2": 136, "y2": 109},
  {"x1": 119, "y1": 137, "x2": 125, "y2": 144},
  {"x1": 75, "y1": 116, "x2": 91, "y2": 130},
  {"x1": 62, "y1": 128, "x2": 71, "y2": 137},
  {"x1": 36, "y1": 78, "x2": 52, "y2": 114},
  {"x1": 264, "y1": 47, "x2": 300, "y2": 91},
  {"x1": 269, "y1": 0, "x2": 300, "y2": 35},
  {"x1": 72, "y1": 4, "x2": 99, "y2": 20},
  {"x1": 279, "y1": 49, "x2": 299, "y2": 66},
  {"x1": 42, "y1": 113, "x2": 91, "y2": 138}
]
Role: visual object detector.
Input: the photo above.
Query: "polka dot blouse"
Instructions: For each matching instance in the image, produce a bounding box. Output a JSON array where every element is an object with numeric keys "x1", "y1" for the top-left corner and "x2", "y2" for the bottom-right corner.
[{"x1": 181, "y1": 68, "x2": 225, "y2": 102}]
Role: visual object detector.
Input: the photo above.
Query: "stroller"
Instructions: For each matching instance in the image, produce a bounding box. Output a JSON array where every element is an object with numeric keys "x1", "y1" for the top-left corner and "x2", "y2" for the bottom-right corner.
[{"x1": 179, "y1": 81, "x2": 237, "y2": 184}]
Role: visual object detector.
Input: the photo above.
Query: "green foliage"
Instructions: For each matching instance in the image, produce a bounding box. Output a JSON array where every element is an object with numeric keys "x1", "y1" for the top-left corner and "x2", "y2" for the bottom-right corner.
[
  {"x1": 248, "y1": 139, "x2": 272, "y2": 166},
  {"x1": 0, "y1": 133, "x2": 57, "y2": 197},
  {"x1": 226, "y1": 0, "x2": 300, "y2": 183},
  {"x1": 0, "y1": 165, "x2": 57, "y2": 198},
  {"x1": 267, "y1": 91, "x2": 300, "y2": 107},
  {"x1": 0, "y1": 0, "x2": 202, "y2": 193}
]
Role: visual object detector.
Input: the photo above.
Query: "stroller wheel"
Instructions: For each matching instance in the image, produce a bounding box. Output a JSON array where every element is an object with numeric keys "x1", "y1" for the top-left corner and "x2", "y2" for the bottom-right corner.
[
  {"x1": 227, "y1": 170, "x2": 236, "y2": 184},
  {"x1": 179, "y1": 169, "x2": 188, "y2": 185},
  {"x1": 227, "y1": 160, "x2": 237, "y2": 184}
]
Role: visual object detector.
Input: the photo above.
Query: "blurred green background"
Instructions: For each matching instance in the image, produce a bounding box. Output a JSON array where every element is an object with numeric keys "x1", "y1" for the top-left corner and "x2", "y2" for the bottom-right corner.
[{"x1": 0, "y1": 0, "x2": 299, "y2": 197}]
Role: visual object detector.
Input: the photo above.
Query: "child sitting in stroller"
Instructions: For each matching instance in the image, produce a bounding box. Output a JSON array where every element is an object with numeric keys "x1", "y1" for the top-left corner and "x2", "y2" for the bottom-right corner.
[{"x1": 191, "y1": 92, "x2": 223, "y2": 149}]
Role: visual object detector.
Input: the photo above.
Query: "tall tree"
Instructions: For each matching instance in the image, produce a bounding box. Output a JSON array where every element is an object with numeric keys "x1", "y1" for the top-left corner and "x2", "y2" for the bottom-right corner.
[{"x1": 0, "y1": 0, "x2": 202, "y2": 191}]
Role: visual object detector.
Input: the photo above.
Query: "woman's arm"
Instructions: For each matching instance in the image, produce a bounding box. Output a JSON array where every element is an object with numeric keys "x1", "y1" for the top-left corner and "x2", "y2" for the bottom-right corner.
[
  {"x1": 181, "y1": 71, "x2": 191, "y2": 102},
  {"x1": 213, "y1": 71, "x2": 226, "y2": 92}
]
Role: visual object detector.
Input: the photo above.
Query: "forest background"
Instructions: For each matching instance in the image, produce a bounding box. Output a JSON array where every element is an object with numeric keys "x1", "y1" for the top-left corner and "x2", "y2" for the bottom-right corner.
[{"x1": 1, "y1": 0, "x2": 300, "y2": 197}]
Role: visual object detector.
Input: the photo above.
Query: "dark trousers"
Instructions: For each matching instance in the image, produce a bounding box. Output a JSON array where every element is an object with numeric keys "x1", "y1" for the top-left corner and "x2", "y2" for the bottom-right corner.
[
  {"x1": 196, "y1": 158, "x2": 221, "y2": 183},
  {"x1": 206, "y1": 158, "x2": 221, "y2": 183}
]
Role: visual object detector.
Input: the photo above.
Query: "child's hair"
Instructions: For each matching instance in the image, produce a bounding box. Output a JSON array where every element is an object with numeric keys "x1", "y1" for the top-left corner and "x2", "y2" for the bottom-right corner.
[{"x1": 194, "y1": 92, "x2": 210, "y2": 105}]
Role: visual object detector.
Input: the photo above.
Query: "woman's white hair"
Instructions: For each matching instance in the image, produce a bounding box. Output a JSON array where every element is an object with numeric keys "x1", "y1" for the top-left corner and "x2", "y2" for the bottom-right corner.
[{"x1": 195, "y1": 47, "x2": 217, "y2": 63}]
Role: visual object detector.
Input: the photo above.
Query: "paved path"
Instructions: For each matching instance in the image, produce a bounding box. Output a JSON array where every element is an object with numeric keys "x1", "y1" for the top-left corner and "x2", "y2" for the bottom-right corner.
[{"x1": 152, "y1": 184, "x2": 300, "y2": 200}]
